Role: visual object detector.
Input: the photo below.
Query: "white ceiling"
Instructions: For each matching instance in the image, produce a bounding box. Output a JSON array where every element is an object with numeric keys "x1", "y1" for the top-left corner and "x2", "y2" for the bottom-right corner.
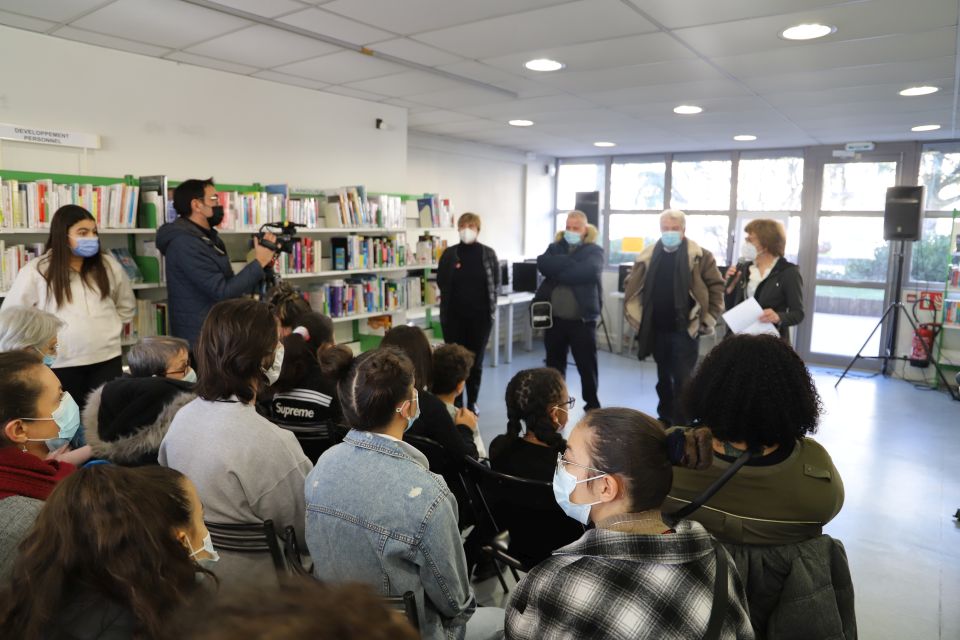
[{"x1": 2, "y1": 0, "x2": 958, "y2": 157}]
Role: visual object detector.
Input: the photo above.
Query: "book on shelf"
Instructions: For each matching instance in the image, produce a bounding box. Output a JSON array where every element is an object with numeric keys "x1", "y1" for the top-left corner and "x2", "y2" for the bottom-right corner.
[
  {"x1": 369, "y1": 194, "x2": 404, "y2": 229},
  {"x1": 415, "y1": 234, "x2": 447, "y2": 265},
  {"x1": 138, "y1": 175, "x2": 168, "y2": 228},
  {"x1": 216, "y1": 190, "x2": 283, "y2": 232},
  {"x1": 0, "y1": 178, "x2": 139, "y2": 229},
  {"x1": 0, "y1": 240, "x2": 44, "y2": 292},
  {"x1": 110, "y1": 248, "x2": 144, "y2": 283},
  {"x1": 302, "y1": 274, "x2": 431, "y2": 319},
  {"x1": 274, "y1": 237, "x2": 321, "y2": 276},
  {"x1": 130, "y1": 299, "x2": 169, "y2": 339},
  {"x1": 945, "y1": 300, "x2": 960, "y2": 325},
  {"x1": 133, "y1": 239, "x2": 164, "y2": 284},
  {"x1": 416, "y1": 194, "x2": 454, "y2": 229}
]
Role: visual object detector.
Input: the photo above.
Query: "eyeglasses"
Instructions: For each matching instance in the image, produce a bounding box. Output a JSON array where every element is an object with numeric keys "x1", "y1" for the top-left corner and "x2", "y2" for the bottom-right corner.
[
  {"x1": 553, "y1": 397, "x2": 576, "y2": 412},
  {"x1": 556, "y1": 452, "x2": 605, "y2": 477},
  {"x1": 166, "y1": 366, "x2": 191, "y2": 376}
]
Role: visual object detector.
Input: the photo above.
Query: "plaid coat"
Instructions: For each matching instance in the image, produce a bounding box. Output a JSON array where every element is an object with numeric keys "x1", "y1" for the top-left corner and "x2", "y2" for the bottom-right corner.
[{"x1": 505, "y1": 519, "x2": 754, "y2": 640}]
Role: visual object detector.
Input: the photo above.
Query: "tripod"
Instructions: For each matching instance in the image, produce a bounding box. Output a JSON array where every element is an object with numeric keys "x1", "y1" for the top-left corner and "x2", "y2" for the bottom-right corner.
[{"x1": 836, "y1": 240, "x2": 960, "y2": 400}]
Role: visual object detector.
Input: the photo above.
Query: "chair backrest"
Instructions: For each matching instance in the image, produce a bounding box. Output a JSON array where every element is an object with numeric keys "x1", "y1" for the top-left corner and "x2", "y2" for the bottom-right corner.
[
  {"x1": 205, "y1": 519, "x2": 285, "y2": 574},
  {"x1": 272, "y1": 420, "x2": 348, "y2": 463},
  {"x1": 382, "y1": 591, "x2": 420, "y2": 632},
  {"x1": 404, "y1": 433, "x2": 456, "y2": 475}
]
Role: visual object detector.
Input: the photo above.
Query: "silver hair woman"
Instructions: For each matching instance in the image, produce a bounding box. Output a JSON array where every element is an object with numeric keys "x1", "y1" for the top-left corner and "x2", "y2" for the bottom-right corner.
[
  {"x1": 0, "y1": 306, "x2": 64, "y2": 365},
  {"x1": 127, "y1": 336, "x2": 193, "y2": 380}
]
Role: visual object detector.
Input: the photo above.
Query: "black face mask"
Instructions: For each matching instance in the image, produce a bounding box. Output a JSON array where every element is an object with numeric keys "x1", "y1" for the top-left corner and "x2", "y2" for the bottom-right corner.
[{"x1": 208, "y1": 205, "x2": 225, "y2": 228}]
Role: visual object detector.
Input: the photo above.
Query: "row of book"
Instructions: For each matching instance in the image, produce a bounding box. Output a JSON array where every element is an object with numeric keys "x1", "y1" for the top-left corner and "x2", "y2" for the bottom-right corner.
[
  {"x1": 945, "y1": 300, "x2": 960, "y2": 326},
  {"x1": 0, "y1": 179, "x2": 141, "y2": 229},
  {"x1": 126, "y1": 299, "x2": 169, "y2": 340},
  {"x1": 949, "y1": 265, "x2": 960, "y2": 288},
  {"x1": 416, "y1": 194, "x2": 455, "y2": 229},
  {"x1": 331, "y1": 234, "x2": 406, "y2": 271},
  {"x1": 216, "y1": 191, "x2": 285, "y2": 232},
  {"x1": 303, "y1": 274, "x2": 440, "y2": 319},
  {"x1": 0, "y1": 241, "x2": 43, "y2": 291},
  {"x1": 0, "y1": 241, "x2": 163, "y2": 291},
  {"x1": 414, "y1": 234, "x2": 448, "y2": 265},
  {"x1": 274, "y1": 238, "x2": 321, "y2": 276}
]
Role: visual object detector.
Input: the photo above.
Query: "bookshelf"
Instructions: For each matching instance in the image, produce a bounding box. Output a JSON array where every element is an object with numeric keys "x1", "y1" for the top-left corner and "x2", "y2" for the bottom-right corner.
[{"x1": 934, "y1": 209, "x2": 960, "y2": 388}]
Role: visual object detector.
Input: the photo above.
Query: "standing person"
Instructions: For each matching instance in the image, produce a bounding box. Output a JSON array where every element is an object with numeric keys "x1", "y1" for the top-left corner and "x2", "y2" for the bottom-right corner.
[
  {"x1": 624, "y1": 209, "x2": 724, "y2": 426},
  {"x1": 2, "y1": 205, "x2": 135, "y2": 420},
  {"x1": 535, "y1": 210, "x2": 604, "y2": 411},
  {"x1": 437, "y1": 212, "x2": 499, "y2": 414},
  {"x1": 725, "y1": 219, "x2": 804, "y2": 343},
  {"x1": 156, "y1": 178, "x2": 277, "y2": 348}
]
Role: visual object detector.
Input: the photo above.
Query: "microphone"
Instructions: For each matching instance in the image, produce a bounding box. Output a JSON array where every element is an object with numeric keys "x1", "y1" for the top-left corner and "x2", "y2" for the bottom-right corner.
[{"x1": 725, "y1": 261, "x2": 746, "y2": 289}]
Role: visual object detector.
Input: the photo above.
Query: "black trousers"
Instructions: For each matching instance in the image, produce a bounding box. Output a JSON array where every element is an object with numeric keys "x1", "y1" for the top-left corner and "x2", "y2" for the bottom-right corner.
[
  {"x1": 651, "y1": 330, "x2": 699, "y2": 426},
  {"x1": 544, "y1": 318, "x2": 600, "y2": 410},
  {"x1": 53, "y1": 355, "x2": 123, "y2": 447},
  {"x1": 442, "y1": 310, "x2": 492, "y2": 410}
]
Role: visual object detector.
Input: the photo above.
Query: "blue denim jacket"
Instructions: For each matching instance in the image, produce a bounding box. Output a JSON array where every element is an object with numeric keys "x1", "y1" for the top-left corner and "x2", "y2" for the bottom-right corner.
[{"x1": 305, "y1": 429, "x2": 476, "y2": 640}]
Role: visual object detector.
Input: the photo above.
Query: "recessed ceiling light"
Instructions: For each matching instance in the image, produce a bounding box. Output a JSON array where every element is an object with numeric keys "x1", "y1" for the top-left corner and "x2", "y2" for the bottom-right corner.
[
  {"x1": 508, "y1": 119, "x2": 534, "y2": 127},
  {"x1": 780, "y1": 23, "x2": 836, "y2": 40},
  {"x1": 733, "y1": 134, "x2": 757, "y2": 141},
  {"x1": 899, "y1": 86, "x2": 939, "y2": 97},
  {"x1": 593, "y1": 141, "x2": 616, "y2": 148},
  {"x1": 911, "y1": 124, "x2": 941, "y2": 132},
  {"x1": 673, "y1": 105, "x2": 703, "y2": 115},
  {"x1": 524, "y1": 58, "x2": 564, "y2": 72}
]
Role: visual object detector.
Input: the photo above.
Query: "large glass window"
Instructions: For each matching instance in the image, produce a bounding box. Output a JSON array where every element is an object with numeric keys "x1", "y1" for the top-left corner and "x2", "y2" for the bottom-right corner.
[
  {"x1": 910, "y1": 217, "x2": 953, "y2": 283},
  {"x1": 821, "y1": 161, "x2": 897, "y2": 211},
  {"x1": 608, "y1": 213, "x2": 660, "y2": 265},
  {"x1": 816, "y1": 216, "x2": 887, "y2": 282},
  {"x1": 556, "y1": 162, "x2": 603, "y2": 211},
  {"x1": 919, "y1": 148, "x2": 960, "y2": 211},
  {"x1": 671, "y1": 158, "x2": 732, "y2": 210},
  {"x1": 610, "y1": 161, "x2": 666, "y2": 211},
  {"x1": 737, "y1": 156, "x2": 804, "y2": 211},
  {"x1": 685, "y1": 215, "x2": 730, "y2": 263},
  {"x1": 810, "y1": 285, "x2": 883, "y2": 356}
]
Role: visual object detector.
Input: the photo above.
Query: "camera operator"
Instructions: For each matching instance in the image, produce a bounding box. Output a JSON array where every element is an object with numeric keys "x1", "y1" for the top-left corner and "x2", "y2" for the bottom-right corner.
[{"x1": 157, "y1": 178, "x2": 276, "y2": 348}]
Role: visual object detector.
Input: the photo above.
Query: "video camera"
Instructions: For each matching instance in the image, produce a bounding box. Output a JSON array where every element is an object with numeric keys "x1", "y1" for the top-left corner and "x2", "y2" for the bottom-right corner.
[{"x1": 257, "y1": 221, "x2": 302, "y2": 254}]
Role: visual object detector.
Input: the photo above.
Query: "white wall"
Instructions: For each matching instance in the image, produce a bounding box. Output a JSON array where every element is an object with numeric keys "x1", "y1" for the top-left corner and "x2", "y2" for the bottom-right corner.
[
  {"x1": 524, "y1": 156, "x2": 556, "y2": 258},
  {"x1": 0, "y1": 26, "x2": 407, "y2": 191}
]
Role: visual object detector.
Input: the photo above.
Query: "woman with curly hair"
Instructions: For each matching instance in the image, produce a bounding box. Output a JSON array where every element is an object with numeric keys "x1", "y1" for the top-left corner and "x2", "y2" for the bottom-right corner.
[
  {"x1": 0, "y1": 465, "x2": 216, "y2": 640},
  {"x1": 488, "y1": 368, "x2": 584, "y2": 566},
  {"x1": 665, "y1": 334, "x2": 843, "y2": 544}
]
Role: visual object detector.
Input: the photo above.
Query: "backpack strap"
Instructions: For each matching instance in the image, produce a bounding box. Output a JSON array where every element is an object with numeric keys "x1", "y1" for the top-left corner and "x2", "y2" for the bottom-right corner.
[{"x1": 702, "y1": 540, "x2": 729, "y2": 640}]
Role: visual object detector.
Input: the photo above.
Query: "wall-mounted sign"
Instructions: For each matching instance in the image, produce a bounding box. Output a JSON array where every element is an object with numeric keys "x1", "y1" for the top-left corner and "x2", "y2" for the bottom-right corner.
[
  {"x1": 0, "y1": 123, "x2": 100, "y2": 149},
  {"x1": 845, "y1": 141, "x2": 875, "y2": 152}
]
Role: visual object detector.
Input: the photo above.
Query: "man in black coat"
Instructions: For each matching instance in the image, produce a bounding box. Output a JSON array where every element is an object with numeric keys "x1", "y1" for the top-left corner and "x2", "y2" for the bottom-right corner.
[{"x1": 535, "y1": 211, "x2": 604, "y2": 410}]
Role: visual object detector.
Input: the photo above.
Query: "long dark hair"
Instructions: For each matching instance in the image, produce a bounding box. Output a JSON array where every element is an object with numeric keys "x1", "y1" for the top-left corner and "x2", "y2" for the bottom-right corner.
[
  {"x1": 41, "y1": 205, "x2": 110, "y2": 307},
  {"x1": 195, "y1": 299, "x2": 278, "y2": 403},
  {"x1": 490, "y1": 368, "x2": 566, "y2": 459},
  {"x1": 0, "y1": 465, "x2": 210, "y2": 639},
  {"x1": 379, "y1": 325, "x2": 433, "y2": 391}
]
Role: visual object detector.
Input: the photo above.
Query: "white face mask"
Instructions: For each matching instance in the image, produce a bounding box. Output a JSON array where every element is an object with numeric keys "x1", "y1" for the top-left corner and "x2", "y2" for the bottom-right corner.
[
  {"x1": 740, "y1": 242, "x2": 758, "y2": 262},
  {"x1": 552, "y1": 456, "x2": 608, "y2": 525},
  {"x1": 262, "y1": 344, "x2": 284, "y2": 386},
  {"x1": 459, "y1": 228, "x2": 478, "y2": 244},
  {"x1": 188, "y1": 532, "x2": 220, "y2": 567},
  {"x1": 181, "y1": 368, "x2": 198, "y2": 384}
]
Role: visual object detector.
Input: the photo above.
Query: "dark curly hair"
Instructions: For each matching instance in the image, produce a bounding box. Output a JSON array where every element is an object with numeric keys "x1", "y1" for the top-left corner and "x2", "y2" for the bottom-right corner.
[
  {"x1": 268, "y1": 282, "x2": 312, "y2": 330},
  {"x1": 490, "y1": 368, "x2": 567, "y2": 459},
  {"x1": 431, "y1": 343, "x2": 474, "y2": 396},
  {"x1": 682, "y1": 334, "x2": 822, "y2": 450},
  {"x1": 338, "y1": 347, "x2": 415, "y2": 431}
]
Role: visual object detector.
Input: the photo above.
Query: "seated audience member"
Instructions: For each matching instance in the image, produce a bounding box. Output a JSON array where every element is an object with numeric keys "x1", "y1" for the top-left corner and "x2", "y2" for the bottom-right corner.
[
  {"x1": 305, "y1": 348, "x2": 504, "y2": 640},
  {"x1": 431, "y1": 343, "x2": 486, "y2": 457},
  {"x1": 0, "y1": 305, "x2": 63, "y2": 365},
  {"x1": 666, "y1": 334, "x2": 843, "y2": 545},
  {"x1": 487, "y1": 368, "x2": 583, "y2": 567},
  {"x1": 83, "y1": 376, "x2": 195, "y2": 466},
  {"x1": 380, "y1": 325, "x2": 478, "y2": 461},
  {"x1": 128, "y1": 335, "x2": 195, "y2": 381},
  {"x1": 159, "y1": 299, "x2": 312, "y2": 585},
  {"x1": 506, "y1": 408, "x2": 753, "y2": 640},
  {"x1": 0, "y1": 351, "x2": 77, "y2": 581},
  {"x1": 268, "y1": 282, "x2": 312, "y2": 337},
  {"x1": 164, "y1": 578, "x2": 418, "y2": 640},
  {"x1": 0, "y1": 465, "x2": 217, "y2": 639}
]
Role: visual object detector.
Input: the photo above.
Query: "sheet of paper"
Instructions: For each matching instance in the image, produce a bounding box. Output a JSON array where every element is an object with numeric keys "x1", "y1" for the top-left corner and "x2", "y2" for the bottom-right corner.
[{"x1": 722, "y1": 297, "x2": 779, "y2": 337}]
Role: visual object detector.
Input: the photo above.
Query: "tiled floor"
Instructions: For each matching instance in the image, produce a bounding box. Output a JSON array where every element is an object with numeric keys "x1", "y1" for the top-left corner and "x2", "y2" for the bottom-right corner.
[{"x1": 470, "y1": 343, "x2": 960, "y2": 639}]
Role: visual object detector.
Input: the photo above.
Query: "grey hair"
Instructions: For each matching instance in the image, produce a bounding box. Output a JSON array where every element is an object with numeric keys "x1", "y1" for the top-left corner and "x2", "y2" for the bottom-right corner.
[
  {"x1": 660, "y1": 209, "x2": 686, "y2": 229},
  {"x1": 128, "y1": 336, "x2": 189, "y2": 377},
  {"x1": 566, "y1": 210, "x2": 588, "y2": 223},
  {"x1": 0, "y1": 306, "x2": 65, "y2": 352}
]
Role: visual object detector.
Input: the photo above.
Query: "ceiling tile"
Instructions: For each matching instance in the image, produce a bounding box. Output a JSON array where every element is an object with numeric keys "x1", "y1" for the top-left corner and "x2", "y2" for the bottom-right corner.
[
  {"x1": 402, "y1": 85, "x2": 523, "y2": 110},
  {"x1": 764, "y1": 80, "x2": 956, "y2": 109},
  {"x1": 71, "y1": 0, "x2": 251, "y2": 49},
  {"x1": 630, "y1": 0, "x2": 853, "y2": 30},
  {"x1": 408, "y1": 109, "x2": 482, "y2": 126},
  {"x1": 0, "y1": 0, "x2": 114, "y2": 23},
  {"x1": 413, "y1": 120, "x2": 504, "y2": 135},
  {"x1": 590, "y1": 79, "x2": 751, "y2": 107},
  {"x1": 343, "y1": 70, "x2": 465, "y2": 97},
  {"x1": 50, "y1": 25, "x2": 172, "y2": 56},
  {"x1": 777, "y1": 94, "x2": 955, "y2": 121},
  {"x1": 273, "y1": 50, "x2": 406, "y2": 83},
  {"x1": 456, "y1": 95, "x2": 595, "y2": 119},
  {"x1": 319, "y1": 0, "x2": 570, "y2": 36},
  {"x1": 532, "y1": 59, "x2": 726, "y2": 93},
  {"x1": 367, "y1": 37, "x2": 464, "y2": 67},
  {"x1": 745, "y1": 56, "x2": 957, "y2": 94},
  {"x1": 673, "y1": 0, "x2": 958, "y2": 59},
  {"x1": 435, "y1": 61, "x2": 562, "y2": 98},
  {"x1": 278, "y1": 6, "x2": 394, "y2": 45},
  {"x1": 184, "y1": 24, "x2": 338, "y2": 68},
  {"x1": 412, "y1": 0, "x2": 658, "y2": 59},
  {"x1": 321, "y1": 85, "x2": 390, "y2": 101},
  {"x1": 615, "y1": 96, "x2": 775, "y2": 118},
  {"x1": 165, "y1": 50, "x2": 258, "y2": 75},
  {"x1": 382, "y1": 97, "x2": 432, "y2": 110},
  {"x1": 251, "y1": 69, "x2": 329, "y2": 90},
  {"x1": 203, "y1": 0, "x2": 308, "y2": 18},
  {"x1": 0, "y1": 10, "x2": 58, "y2": 32}
]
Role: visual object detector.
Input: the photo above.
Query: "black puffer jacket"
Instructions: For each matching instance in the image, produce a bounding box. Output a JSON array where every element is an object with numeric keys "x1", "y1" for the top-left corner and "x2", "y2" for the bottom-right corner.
[{"x1": 534, "y1": 225, "x2": 604, "y2": 322}]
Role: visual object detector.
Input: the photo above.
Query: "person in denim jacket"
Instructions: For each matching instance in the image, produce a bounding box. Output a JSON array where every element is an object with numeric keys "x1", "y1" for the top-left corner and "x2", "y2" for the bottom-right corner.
[{"x1": 304, "y1": 347, "x2": 503, "y2": 640}]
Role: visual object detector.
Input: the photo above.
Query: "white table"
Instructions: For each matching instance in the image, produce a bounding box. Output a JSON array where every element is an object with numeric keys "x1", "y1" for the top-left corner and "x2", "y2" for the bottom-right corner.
[{"x1": 489, "y1": 291, "x2": 536, "y2": 367}]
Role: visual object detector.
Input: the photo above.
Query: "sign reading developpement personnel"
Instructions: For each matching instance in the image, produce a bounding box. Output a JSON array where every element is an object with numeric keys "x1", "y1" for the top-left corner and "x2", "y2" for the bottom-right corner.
[{"x1": 0, "y1": 123, "x2": 101, "y2": 149}]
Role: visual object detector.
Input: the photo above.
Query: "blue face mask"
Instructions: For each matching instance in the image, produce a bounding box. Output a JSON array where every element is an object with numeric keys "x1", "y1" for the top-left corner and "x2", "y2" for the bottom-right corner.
[
  {"x1": 34, "y1": 347, "x2": 56, "y2": 368},
  {"x1": 563, "y1": 230, "x2": 583, "y2": 246},
  {"x1": 552, "y1": 455, "x2": 608, "y2": 525},
  {"x1": 661, "y1": 231, "x2": 682, "y2": 249},
  {"x1": 71, "y1": 237, "x2": 100, "y2": 258},
  {"x1": 181, "y1": 368, "x2": 197, "y2": 384},
  {"x1": 398, "y1": 390, "x2": 421, "y2": 432},
  {"x1": 22, "y1": 392, "x2": 81, "y2": 451}
]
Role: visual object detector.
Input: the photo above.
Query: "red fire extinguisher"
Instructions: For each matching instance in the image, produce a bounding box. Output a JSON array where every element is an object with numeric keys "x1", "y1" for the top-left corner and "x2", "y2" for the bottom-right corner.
[{"x1": 910, "y1": 322, "x2": 940, "y2": 368}]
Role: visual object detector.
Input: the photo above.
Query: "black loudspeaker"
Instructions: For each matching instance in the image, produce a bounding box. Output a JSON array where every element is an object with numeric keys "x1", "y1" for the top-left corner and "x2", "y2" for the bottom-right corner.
[
  {"x1": 884, "y1": 186, "x2": 924, "y2": 241},
  {"x1": 512, "y1": 261, "x2": 541, "y2": 293},
  {"x1": 575, "y1": 191, "x2": 600, "y2": 228},
  {"x1": 618, "y1": 264, "x2": 633, "y2": 293}
]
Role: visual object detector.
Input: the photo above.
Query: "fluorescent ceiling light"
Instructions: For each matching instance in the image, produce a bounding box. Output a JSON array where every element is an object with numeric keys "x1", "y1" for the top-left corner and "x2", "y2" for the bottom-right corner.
[
  {"x1": 911, "y1": 124, "x2": 941, "y2": 132},
  {"x1": 673, "y1": 105, "x2": 703, "y2": 115},
  {"x1": 899, "y1": 86, "x2": 939, "y2": 96},
  {"x1": 593, "y1": 141, "x2": 616, "y2": 147},
  {"x1": 733, "y1": 135, "x2": 757, "y2": 141},
  {"x1": 524, "y1": 58, "x2": 564, "y2": 72},
  {"x1": 508, "y1": 119, "x2": 534, "y2": 127},
  {"x1": 780, "y1": 23, "x2": 836, "y2": 40}
]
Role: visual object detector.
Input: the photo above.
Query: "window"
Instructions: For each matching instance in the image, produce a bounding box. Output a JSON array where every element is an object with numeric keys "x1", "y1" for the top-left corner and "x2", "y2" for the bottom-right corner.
[
  {"x1": 670, "y1": 158, "x2": 732, "y2": 210},
  {"x1": 610, "y1": 161, "x2": 666, "y2": 210},
  {"x1": 816, "y1": 216, "x2": 887, "y2": 282},
  {"x1": 919, "y1": 148, "x2": 960, "y2": 211},
  {"x1": 810, "y1": 285, "x2": 883, "y2": 356},
  {"x1": 821, "y1": 162, "x2": 897, "y2": 211},
  {"x1": 608, "y1": 213, "x2": 661, "y2": 265},
  {"x1": 556, "y1": 163, "x2": 603, "y2": 211},
  {"x1": 685, "y1": 214, "x2": 731, "y2": 264},
  {"x1": 910, "y1": 217, "x2": 953, "y2": 283},
  {"x1": 737, "y1": 157, "x2": 804, "y2": 211}
]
